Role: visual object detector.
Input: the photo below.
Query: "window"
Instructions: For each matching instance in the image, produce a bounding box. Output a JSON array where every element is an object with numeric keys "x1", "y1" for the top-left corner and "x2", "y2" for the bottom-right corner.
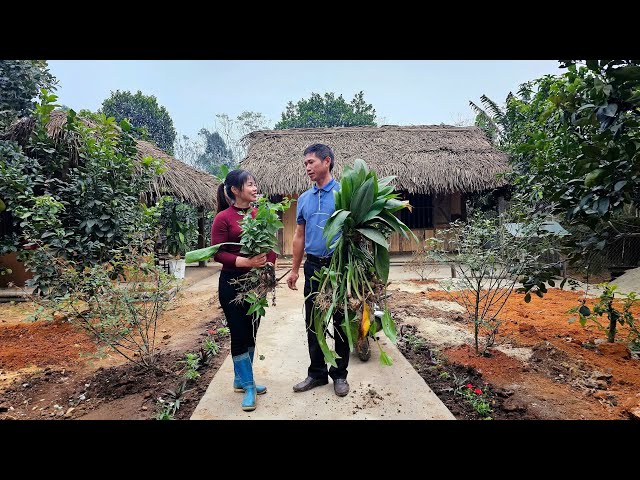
[{"x1": 398, "y1": 192, "x2": 433, "y2": 229}]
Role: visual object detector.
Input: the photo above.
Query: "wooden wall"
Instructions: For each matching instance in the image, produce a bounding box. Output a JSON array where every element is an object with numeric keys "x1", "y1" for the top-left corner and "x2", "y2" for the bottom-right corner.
[{"x1": 280, "y1": 194, "x2": 298, "y2": 256}]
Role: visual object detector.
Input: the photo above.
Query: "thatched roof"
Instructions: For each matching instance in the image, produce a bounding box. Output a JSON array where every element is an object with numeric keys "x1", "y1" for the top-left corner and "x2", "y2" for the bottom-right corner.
[
  {"x1": 1, "y1": 111, "x2": 219, "y2": 210},
  {"x1": 241, "y1": 125, "x2": 510, "y2": 195}
]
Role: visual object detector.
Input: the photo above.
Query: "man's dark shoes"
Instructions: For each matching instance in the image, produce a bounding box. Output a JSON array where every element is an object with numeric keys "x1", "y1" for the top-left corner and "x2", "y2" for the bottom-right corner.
[
  {"x1": 333, "y1": 378, "x2": 349, "y2": 397},
  {"x1": 293, "y1": 376, "x2": 328, "y2": 392}
]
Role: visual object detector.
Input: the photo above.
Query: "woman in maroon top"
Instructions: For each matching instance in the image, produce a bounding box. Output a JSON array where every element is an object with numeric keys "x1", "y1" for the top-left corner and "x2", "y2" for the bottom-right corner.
[{"x1": 211, "y1": 169, "x2": 276, "y2": 412}]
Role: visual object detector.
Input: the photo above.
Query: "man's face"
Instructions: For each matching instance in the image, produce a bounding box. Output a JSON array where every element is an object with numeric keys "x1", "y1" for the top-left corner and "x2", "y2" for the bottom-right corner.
[{"x1": 303, "y1": 153, "x2": 330, "y2": 182}]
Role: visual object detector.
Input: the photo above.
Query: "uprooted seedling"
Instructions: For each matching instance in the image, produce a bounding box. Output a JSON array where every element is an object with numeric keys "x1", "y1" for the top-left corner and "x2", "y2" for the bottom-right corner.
[{"x1": 228, "y1": 196, "x2": 292, "y2": 315}]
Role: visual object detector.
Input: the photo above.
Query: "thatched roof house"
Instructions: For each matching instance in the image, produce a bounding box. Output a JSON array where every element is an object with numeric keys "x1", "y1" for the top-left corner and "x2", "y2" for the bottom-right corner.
[
  {"x1": 2, "y1": 111, "x2": 219, "y2": 210},
  {"x1": 241, "y1": 125, "x2": 510, "y2": 255},
  {"x1": 241, "y1": 124, "x2": 509, "y2": 196}
]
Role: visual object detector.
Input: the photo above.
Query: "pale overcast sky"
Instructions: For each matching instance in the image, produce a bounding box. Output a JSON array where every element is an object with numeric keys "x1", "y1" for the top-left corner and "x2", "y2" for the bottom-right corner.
[{"x1": 47, "y1": 60, "x2": 564, "y2": 139}]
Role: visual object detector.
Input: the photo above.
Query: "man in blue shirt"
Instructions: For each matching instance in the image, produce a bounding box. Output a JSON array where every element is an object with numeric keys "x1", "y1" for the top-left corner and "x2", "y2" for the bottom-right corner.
[{"x1": 287, "y1": 143, "x2": 350, "y2": 397}]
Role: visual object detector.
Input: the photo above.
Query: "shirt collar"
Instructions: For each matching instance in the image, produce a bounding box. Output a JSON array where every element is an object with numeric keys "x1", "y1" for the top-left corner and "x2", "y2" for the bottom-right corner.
[{"x1": 312, "y1": 178, "x2": 337, "y2": 194}]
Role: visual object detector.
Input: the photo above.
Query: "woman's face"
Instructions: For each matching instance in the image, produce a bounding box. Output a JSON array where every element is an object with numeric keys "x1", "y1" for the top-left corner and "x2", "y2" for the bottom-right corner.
[{"x1": 233, "y1": 176, "x2": 258, "y2": 203}]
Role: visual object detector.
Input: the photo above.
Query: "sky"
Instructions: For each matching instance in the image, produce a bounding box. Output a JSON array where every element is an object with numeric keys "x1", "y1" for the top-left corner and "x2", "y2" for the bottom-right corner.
[{"x1": 47, "y1": 60, "x2": 564, "y2": 140}]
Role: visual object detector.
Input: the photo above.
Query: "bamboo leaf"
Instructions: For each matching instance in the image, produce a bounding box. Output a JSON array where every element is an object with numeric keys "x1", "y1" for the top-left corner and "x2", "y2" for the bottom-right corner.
[{"x1": 356, "y1": 227, "x2": 389, "y2": 249}]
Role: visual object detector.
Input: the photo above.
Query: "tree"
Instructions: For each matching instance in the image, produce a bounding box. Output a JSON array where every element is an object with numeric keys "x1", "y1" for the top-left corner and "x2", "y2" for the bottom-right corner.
[
  {"x1": 173, "y1": 133, "x2": 204, "y2": 168},
  {"x1": 173, "y1": 111, "x2": 270, "y2": 169},
  {"x1": 0, "y1": 60, "x2": 58, "y2": 130},
  {"x1": 195, "y1": 128, "x2": 233, "y2": 176},
  {"x1": 215, "y1": 111, "x2": 271, "y2": 162},
  {"x1": 469, "y1": 94, "x2": 512, "y2": 145},
  {"x1": 3, "y1": 92, "x2": 164, "y2": 294},
  {"x1": 506, "y1": 61, "x2": 640, "y2": 260},
  {"x1": 430, "y1": 203, "x2": 563, "y2": 354},
  {"x1": 101, "y1": 90, "x2": 177, "y2": 154},
  {"x1": 275, "y1": 91, "x2": 377, "y2": 129}
]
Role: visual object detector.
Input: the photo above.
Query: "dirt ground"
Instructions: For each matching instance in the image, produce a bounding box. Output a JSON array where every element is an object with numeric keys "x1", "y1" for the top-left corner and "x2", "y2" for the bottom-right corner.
[
  {"x1": 0, "y1": 266, "x2": 229, "y2": 420},
  {"x1": 1, "y1": 266, "x2": 639, "y2": 420},
  {"x1": 392, "y1": 285, "x2": 640, "y2": 420}
]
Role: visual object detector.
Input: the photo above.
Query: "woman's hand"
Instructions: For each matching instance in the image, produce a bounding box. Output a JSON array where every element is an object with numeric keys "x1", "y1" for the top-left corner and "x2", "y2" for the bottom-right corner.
[{"x1": 236, "y1": 253, "x2": 267, "y2": 269}]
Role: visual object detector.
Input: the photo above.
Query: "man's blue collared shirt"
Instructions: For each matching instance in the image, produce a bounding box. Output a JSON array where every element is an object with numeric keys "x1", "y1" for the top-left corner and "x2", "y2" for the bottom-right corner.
[{"x1": 296, "y1": 178, "x2": 340, "y2": 257}]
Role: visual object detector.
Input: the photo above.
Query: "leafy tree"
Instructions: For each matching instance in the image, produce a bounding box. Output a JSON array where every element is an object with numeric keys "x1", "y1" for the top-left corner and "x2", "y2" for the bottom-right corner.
[
  {"x1": 215, "y1": 111, "x2": 270, "y2": 162},
  {"x1": 101, "y1": 90, "x2": 177, "y2": 154},
  {"x1": 275, "y1": 91, "x2": 376, "y2": 129},
  {"x1": 173, "y1": 133, "x2": 204, "y2": 167},
  {"x1": 430, "y1": 202, "x2": 565, "y2": 354},
  {"x1": 2, "y1": 91, "x2": 164, "y2": 295},
  {"x1": 0, "y1": 60, "x2": 58, "y2": 130},
  {"x1": 195, "y1": 128, "x2": 233, "y2": 176},
  {"x1": 469, "y1": 94, "x2": 514, "y2": 145},
  {"x1": 507, "y1": 61, "x2": 640, "y2": 260}
]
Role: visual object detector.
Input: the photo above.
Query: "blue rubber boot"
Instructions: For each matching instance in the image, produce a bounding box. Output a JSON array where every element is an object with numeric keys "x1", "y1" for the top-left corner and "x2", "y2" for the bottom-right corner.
[
  {"x1": 232, "y1": 352, "x2": 257, "y2": 411},
  {"x1": 233, "y1": 347, "x2": 267, "y2": 394}
]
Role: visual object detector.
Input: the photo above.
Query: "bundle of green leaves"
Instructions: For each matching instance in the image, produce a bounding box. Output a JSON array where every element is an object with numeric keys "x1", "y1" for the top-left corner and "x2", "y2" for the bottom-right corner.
[
  {"x1": 230, "y1": 196, "x2": 292, "y2": 316},
  {"x1": 310, "y1": 159, "x2": 417, "y2": 366},
  {"x1": 185, "y1": 196, "x2": 291, "y2": 317}
]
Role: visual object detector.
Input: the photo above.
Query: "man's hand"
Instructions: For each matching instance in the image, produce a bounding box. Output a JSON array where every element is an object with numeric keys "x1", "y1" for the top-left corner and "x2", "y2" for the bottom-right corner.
[{"x1": 287, "y1": 270, "x2": 299, "y2": 290}]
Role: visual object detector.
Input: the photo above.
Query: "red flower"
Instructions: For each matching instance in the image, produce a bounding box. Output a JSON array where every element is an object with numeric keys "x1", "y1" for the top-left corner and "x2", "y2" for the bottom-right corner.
[
  {"x1": 465, "y1": 383, "x2": 473, "y2": 389},
  {"x1": 474, "y1": 388, "x2": 482, "y2": 395}
]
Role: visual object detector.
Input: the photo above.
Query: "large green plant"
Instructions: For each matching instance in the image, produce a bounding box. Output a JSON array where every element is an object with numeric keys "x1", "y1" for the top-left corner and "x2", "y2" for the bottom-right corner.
[
  {"x1": 160, "y1": 198, "x2": 198, "y2": 259},
  {"x1": 2, "y1": 91, "x2": 164, "y2": 294},
  {"x1": 500, "y1": 61, "x2": 640, "y2": 262},
  {"x1": 310, "y1": 159, "x2": 417, "y2": 366}
]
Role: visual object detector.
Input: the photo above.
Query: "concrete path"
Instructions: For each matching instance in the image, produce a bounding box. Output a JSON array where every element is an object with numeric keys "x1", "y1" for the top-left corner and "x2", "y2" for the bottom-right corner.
[{"x1": 191, "y1": 267, "x2": 454, "y2": 420}]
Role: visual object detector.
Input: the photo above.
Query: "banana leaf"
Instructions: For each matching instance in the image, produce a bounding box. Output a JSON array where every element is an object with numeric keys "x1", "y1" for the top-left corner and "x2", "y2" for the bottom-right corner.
[{"x1": 184, "y1": 242, "x2": 240, "y2": 264}]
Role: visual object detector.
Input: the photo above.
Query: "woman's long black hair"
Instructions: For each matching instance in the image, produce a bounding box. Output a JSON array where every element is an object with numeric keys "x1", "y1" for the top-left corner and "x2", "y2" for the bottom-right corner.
[{"x1": 216, "y1": 169, "x2": 254, "y2": 213}]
